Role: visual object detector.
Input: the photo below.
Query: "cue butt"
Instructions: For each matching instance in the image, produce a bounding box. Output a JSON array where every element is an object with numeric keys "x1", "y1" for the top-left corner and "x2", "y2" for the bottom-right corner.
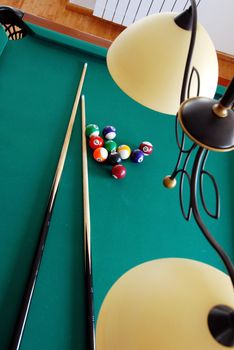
[
  {"x1": 81, "y1": 94, "x2": 96, "y2": 350},
  {"x1": 9, "y1": 63, "x2": 88, "y2": 350}
]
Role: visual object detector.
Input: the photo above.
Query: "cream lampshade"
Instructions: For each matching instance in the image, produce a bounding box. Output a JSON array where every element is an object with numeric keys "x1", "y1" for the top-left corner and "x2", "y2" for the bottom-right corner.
[
  {"x1": 107, "y1": 13, "x2": 218, "y2": 115},
  {"x1": 96, "y1": 258, "x2": 234, "y2": 350}
]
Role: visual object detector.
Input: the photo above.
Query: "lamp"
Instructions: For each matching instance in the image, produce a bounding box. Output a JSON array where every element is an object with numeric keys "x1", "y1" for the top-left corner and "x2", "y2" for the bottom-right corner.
[
  {"x1": 106, "y1": 9, "x2": 218, "y2": 115},
  {"x1": 97, "y1": 259, "x2": 234, "y2": 350},
  {"x1": 97, "y1": 1, "x2": 234, "y2": 349}
]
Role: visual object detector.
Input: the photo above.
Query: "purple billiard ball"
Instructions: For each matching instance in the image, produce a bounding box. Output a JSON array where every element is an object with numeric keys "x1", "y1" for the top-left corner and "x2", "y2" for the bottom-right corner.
[
  {"x1": 103, "y1": 126, "x2": 116, "y2": 140},
  {"x1": 131, "y1": 149, "x2": 144, "y2": 163}
]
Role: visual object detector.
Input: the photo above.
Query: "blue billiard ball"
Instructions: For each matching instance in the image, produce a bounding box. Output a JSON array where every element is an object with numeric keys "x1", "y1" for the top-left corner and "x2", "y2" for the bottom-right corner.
[
  {"x1": 131, "y1": 149, "x2": 144, "y2": 163},
  {"x1": 103, "y1": 125, "x2": 116, "y2": 140}
]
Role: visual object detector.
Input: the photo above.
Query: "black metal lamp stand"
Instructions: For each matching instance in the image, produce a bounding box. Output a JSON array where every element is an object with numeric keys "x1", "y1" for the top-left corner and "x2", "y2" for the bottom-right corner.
[{"x1": 163, "y1": 1, "x2": 234, "y2": 346}]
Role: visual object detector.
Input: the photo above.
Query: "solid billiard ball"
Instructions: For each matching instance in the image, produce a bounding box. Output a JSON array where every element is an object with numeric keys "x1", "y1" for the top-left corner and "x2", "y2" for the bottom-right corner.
[
  {"x1": 117, "y1": 145, "x2": 131, "y2": 160},
  {"x1": 105, "y1": 140, "x2": 117, "y2": 153},
  {"x1": 93, "y1": 147, "x2": 108, "y2": 162},
  {"x1": 86, "y1": 124, "x2": 100, "y2": 138},
  {"x1": 112, "y1": 164, "x2": 126, "y2": 179},
  {"x1": 89, "y1": 136, "x2": 104, "y2": 149},
  {"x1": 131, "y1": 149, "x2": 144, "y2": 163},
  {"x1": 108, "y1": 152, "x2": 122, "y2": 165},
  {"x1": 103, "y1": 126, "x2": 116, "y2": 140},
  {"x1": 139, "y1": 141, "x2": 153, "y2": 155}
]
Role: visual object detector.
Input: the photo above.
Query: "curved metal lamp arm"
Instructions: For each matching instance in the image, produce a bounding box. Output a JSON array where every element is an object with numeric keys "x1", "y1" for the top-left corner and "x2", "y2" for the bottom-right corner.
[
  {"x1": 166, "y1": 3, "x2": 234, "y2": 281},
  {"x1": 168, "y1": 0, "x2": 199, "y2": 186},
  {"x1": 178, "y1": 0, "x2": 197, "y2": 105},
  {"x1": 190, "y1": 147, "x2": 234, "y2": 287}
]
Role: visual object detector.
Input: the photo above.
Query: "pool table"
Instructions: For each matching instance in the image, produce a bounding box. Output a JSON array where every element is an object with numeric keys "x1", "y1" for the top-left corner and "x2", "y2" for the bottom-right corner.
[{"x1": 0, "y1": 7, "x2": 233, "y2": 350}]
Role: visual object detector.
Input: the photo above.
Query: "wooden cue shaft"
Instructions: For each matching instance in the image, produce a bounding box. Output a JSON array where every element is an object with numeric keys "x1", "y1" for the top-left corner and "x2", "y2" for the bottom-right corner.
[
  {"x1": 10, "y1": 63, "x2": 88, "y2": 350},
  {"x1": 81, "y1": 95, "x2": 96, "y2": 350}
]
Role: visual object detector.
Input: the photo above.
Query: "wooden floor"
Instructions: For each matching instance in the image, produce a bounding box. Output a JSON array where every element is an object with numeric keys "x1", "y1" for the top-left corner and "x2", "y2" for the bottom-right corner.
[
  {"x1": 3, "y1": 0, "x2": 124, "y2": 41},
  {"x1": 2, "y1": 0, "x2": 234, "y2": 83}
]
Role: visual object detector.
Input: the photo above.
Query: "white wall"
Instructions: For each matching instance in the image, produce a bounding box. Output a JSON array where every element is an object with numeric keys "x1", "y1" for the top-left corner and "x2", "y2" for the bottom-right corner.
[
  {"x1": 69, "y1": 0, "x2": 96, "y2": 10},
  {"x1": 198, "y1": 0, "x2": 234, "y2": 55},
  {"x1": 69, "y1": 0, "x2": 234, "y2": 55}
]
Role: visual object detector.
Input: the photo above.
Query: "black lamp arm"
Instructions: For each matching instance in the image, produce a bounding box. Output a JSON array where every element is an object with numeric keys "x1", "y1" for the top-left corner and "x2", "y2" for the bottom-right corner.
[
  {"x1": 190, "y1": 146, "x2": 234, "y2": 287},
  {"x1": 219, "y1": 77, "x2": 234, "y2": 109},
  {"x1": 167, "y1": 0, "x2": 199, "y2": 189},
  {"x1": 177, "y1": 0, "x2": 198, "y2": 105}
]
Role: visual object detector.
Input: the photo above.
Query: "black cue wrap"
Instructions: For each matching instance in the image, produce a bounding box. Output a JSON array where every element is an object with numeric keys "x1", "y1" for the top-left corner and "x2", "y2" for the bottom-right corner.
[
  {"x1": 85, "y1": 239, "x2": 96, "y2": 350},
  {"x1": 9, "y1": 189, "x2": 57, "y2": 350}
]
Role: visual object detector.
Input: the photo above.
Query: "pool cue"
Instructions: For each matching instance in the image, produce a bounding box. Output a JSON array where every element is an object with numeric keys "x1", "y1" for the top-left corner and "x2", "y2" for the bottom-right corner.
[
  {"x1": 10, "y1": 63, "x2": 88, "y2": 350},
  {"x1": 81, "y1": 95, "x2": 96, "y2": 350}
]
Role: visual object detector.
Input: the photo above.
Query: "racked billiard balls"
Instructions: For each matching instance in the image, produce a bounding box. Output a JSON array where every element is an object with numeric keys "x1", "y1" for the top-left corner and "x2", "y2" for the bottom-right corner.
[
  {"x1": 103, "y1": 126, "x2": 116, "y2": 140},
  {"x1": 117, "y1": 145, "x2": 131, "y2": 160},
  {"x1": 139, "y1": 141, "x2": 153, "y2": 156},
  {"x1": 112, "y1": 164, "x2": 126, "y2": 179},
  {"x1": 86, "y1": 124, "x2": 99, "y2": 138},
  {"x1": 89, "y1": 136, "x2": 104, "y2": 149},
  {"x1": 108, "y1": 152, "x2": 122, "y2": 165},
  {"x1": 131, "y1": 149, "x2": 144, "y2": 163},
  {"x1": 93, "y1": 147, "x2": 108, "y2": 162}
]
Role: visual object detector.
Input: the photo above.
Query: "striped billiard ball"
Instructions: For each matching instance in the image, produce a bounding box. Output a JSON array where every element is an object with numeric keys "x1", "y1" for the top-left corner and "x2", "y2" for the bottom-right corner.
[
  {"x1": 117, "y1": 145, "x2": 131, "y2": 160},
  {"x1": 93, "y1": 147, "x2": 108, "y2": 162},
  {"x1": 103, "y1": 126, "x2": 116, "y2": 140},
  {"x1": 86, "y1": 124, "x2": 100, "y2": 138},
  {"x1": 139, "y1": 141, "x2": 153, "y2": 156}
]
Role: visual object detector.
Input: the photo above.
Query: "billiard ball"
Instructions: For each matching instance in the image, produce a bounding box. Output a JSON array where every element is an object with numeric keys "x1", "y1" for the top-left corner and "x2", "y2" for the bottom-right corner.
[
  {"x1": 117, "y1": 145, "x2": 131, "y2": 160},
  {"x1": 108, "y1": 152, "x2": 122, "y2": 165},
  {"x1": 112, "y1": 164, "x2": 126, "y2": 179},
  {"x1": 131, "y1": 149, "x2": 144, "y2": 163},
  {"x1": 89, "y1": 136, "x2": 104, "y2": 149},
  {"x1": 86, "y1": 124, "x2": 99, "y2": 138},
  {"x1": 93, "y1": 147, "x2": 108, "y2": 162},
  {"x1": 105, "y1": 140, "x2": 117, "y2": 153},
  {"x1": 103, "y1": 126, "x2": 116, "y2": 140},
  {"x1": 139, "y1": 141, "x2": 153, "y2": 155}
]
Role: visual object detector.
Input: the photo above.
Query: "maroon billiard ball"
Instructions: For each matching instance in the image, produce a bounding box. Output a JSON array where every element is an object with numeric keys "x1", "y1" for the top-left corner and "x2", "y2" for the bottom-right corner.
[
  {"x1": 139, "y1": 141, "x2": 153, "y2": 156},
  {"x1": 112, "y1": 164, "x2": 126, "y2": 179}
]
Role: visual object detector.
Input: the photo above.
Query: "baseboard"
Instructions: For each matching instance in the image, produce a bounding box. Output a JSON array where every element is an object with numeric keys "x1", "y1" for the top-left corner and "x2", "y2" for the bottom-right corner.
[
  {"x1": 217, "y1": 51, "x2": 234, "y2": 84},
  {"x1": 66, "y1": 1, "x2": 94, "y2": 16}
]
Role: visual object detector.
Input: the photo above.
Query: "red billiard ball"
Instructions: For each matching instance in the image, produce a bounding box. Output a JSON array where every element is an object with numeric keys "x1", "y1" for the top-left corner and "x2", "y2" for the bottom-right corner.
[
  {"x1": 89, "y1": 136, "x2": 104, "y2": 149},
  {"x1": 139, "y1": 141, "x2": 153, "y2": 156},
  {"x1": 112, "y1": 164, "x2": 126, "y2": 179}
]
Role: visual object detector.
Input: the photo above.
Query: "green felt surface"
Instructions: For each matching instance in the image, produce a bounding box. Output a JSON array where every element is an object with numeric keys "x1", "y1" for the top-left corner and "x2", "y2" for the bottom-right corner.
[{"x1": 0, "y1": 23, "x2": 233, "y2": 350}]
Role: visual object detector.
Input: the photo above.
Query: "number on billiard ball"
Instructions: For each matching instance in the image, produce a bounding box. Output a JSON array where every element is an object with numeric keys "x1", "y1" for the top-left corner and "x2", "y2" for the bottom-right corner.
[
  {"x1": 139, "y1": 141, "x2": 153, "y2": 156},
  {"x1": 89, "y1": 136, "x2": 104, "y2": 149},
  {"x1": 93, "y1": 147, "x2": 108, "y2": 162}
]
